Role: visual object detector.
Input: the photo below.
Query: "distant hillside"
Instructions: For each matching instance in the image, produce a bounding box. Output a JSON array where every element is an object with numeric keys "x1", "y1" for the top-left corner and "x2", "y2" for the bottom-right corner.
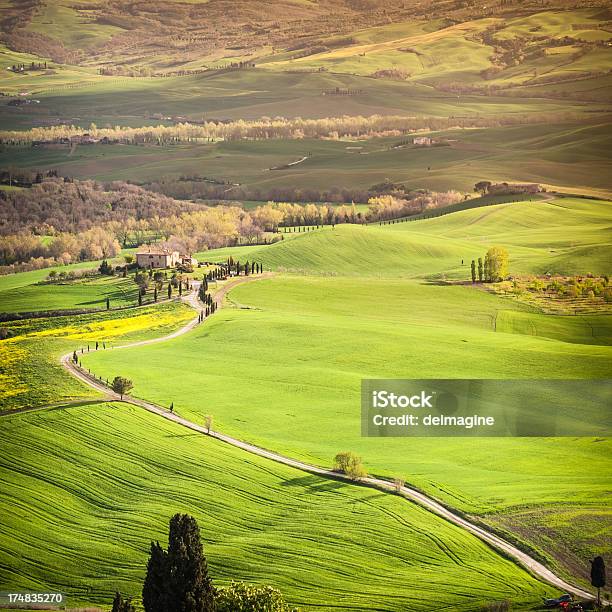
[{"x1": 1, "y1": 0, "x2": 609, "y2": 76}]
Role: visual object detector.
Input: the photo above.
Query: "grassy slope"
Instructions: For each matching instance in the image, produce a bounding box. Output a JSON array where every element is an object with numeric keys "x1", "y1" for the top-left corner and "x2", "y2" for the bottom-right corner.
[
  {"x1": 0, "y1": 274, "x2": 139, "y2": 313},
  {"x1": 0, "y1": 254, "x2": 145, "y2": 313},
  {"x1": 0, "y1": 300, "x2": 194, "y2": 411},
  {"x1": 81, "y1": 197, "x2": 612, "y2": 587},
  {"x1": 0, "y1": 402, "x2": 548, "y2": 611},
  {"x1": 2, "y1": 121, "x2": 611, "y2": 196}
]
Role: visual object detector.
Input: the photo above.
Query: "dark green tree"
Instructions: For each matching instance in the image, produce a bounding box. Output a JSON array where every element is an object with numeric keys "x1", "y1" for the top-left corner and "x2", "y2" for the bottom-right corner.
[
  {"x1": 477, "y1": 257, "x2": 483, "y2": 282},
  {"x1": 72, "y1": 351, "x2": 78, "y2": 364},
  {"x1": 111, "y1": 376, "x2": 133, "y2": 400},
  {"x1": 591, "y1": 556, "x2": 606, "y2": 607},
  {"x1": 154, "y1": 287, "x2": 158, "y2": 302},
  {"x1": 471, "y1": 260, "x2": 476, "y2": 283},
  {"x1": 474, "y1": 180, "x2": 491, "y2": 195},
  {"x1": 99, "y1": 259, "x2": 113, "y2": 275},
  {"x1": 168, "y1": 284, "x2": 172, "y2": 299},
  {"x1": 166, "y1": 514, "x2": 215, "y2": 612},
  {"x1": 138, "y1": 292, "x2": 142, "y2": 306},
  {"x1": 106, "y1": 296, "x2": 111, "y2": 310},
  {"x1": 142, "y1": 541, "x2": 168, "y2": 612}
]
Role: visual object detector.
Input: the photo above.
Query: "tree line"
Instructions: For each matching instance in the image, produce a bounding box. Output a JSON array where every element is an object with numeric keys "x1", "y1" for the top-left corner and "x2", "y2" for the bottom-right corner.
[
  {"x1": 0, "y1": 112, "x2": 584, "y2": 146},
  {"x1": 1, "y1": 178, "x2": 466, "y2": 274}
]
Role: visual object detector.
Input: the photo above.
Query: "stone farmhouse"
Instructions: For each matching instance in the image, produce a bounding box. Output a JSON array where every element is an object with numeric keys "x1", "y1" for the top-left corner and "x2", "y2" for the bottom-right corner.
[{"x1": 136, "y1": 247, "x2": 180, "y2": 269}]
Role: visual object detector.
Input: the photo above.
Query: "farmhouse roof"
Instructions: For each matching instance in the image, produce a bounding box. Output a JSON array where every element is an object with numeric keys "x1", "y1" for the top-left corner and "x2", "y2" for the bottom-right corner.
[{"x1": 136, "y1": 246, "x2": 177, "y2": 256}]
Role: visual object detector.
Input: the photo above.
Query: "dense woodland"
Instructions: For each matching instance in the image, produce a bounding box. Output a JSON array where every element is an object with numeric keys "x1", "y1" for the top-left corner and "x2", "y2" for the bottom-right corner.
[{"x1": 0, "y1": 179, "x2": 462, "y2": 272}]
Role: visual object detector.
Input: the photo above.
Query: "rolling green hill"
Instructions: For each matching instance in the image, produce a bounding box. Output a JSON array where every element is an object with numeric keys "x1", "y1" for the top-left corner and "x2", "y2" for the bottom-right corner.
[
  {"x1": 0, "y1": 402, "x2": 549, "y2": 610},
  {"x1": 81, "y1": 196, "x2": 612, "y2": 588},
  {"x1": 206, "y1": 197, "x2": 612, "y2": 278}
]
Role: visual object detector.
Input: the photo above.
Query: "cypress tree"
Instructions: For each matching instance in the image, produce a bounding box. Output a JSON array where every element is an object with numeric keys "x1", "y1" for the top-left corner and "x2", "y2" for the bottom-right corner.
[
  {"x1": 106, "y1": 297, "x2": 110, "y2": 310},
  {"x1": 138, "y1": 292, "x2": 142, "y2": 306},
  {"x1": 142, "y1": 541, "x2": 168, "y2": 612},
  {"x1": 168, "y1": 284, "x2": 172, "y2": 299},
  {"x1": 471, "y1": 260, "x2": 476, "y2": 283},
  {"x1": 591, "y1": 556, "x2": 606, "y2": 606},
  {"x1": 179, "y1": 281, "x2": 183, "y2": 296},
  {"x1": 166, "y1": 514, "x2": 215, "y2": 612},
  {"x1": 483, "y1": 254, "x2": 490, "y2": 283},
  {"x1": 477, "y1": 257, "x2": 483, "y2": 282},
  {"x1": 154, "y1": 287, "x2": 158, "y2": 302},
  {"x1": 72, "y1": 351, "x2": 78, "y2": 364}
]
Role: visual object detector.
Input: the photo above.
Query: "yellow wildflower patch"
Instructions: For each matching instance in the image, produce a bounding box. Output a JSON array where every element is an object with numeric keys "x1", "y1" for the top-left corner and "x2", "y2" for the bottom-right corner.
[
  {"x1": 18, "y1": 310, "x2": 194, "y2": 342},
  {"x1": 0, "y1": 341, "x2": 29, "y2": 401}
]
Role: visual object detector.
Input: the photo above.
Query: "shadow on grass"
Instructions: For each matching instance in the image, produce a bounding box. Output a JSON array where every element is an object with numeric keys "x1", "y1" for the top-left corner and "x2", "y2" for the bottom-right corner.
[{"x1": 281, "y1": 474, "x2": 348, "y2": 492}]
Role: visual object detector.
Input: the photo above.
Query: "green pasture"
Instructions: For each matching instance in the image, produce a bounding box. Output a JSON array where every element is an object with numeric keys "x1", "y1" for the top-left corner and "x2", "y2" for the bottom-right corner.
[
  {"x1": 0, "y1": 403, "x2": 549, "y2": 610},
  {"x1": 263, "y1": 8, "x2": 611, "y2": 90},
  {"x1": 0, "y1": 255, "x2": 142, "y2": 313},
  {"x1": 81, "y1": 196, "x2": 612, "y2": 586},
  {"x1": 0, "y1": 274, "x2": 139, "y2": 313},
  {"x1": 2, "y1": 121, "x2": 611, "y2": 196},
  {"x1": 0, "y1": 64, "x2": 603, "y2": 131},
  {"x1": 0, "y1": 300, "x2": 193, "y2": 411}
]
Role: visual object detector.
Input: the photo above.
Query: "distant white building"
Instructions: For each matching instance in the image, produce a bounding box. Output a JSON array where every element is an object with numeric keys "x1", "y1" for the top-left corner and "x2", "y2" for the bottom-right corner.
[
  {"x1": 413, "y1": 136, "x2": 433, "y2": 146},
  {"x1": 136, "y1": 247, "x2": 180, "y2": 269}
]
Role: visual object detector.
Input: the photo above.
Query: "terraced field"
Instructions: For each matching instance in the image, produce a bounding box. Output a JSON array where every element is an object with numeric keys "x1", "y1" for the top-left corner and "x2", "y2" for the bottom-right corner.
[
  {"x1": 0, "y1": 402, "x2": 549, "y2": 611},
  {"x1": 81, "y1": 197, "x2": 612, "y2": 588}
]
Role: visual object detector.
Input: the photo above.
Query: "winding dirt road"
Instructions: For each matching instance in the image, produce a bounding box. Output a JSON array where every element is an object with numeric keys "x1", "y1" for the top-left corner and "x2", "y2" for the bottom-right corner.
[{"x1": 59, "y1": 274, "x2": 596, "y2": 603}]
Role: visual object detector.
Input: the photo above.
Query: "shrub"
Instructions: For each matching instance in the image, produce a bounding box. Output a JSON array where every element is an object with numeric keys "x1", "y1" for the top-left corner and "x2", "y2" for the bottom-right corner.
[
  {"x1": 333, "y1": 451, "x2": 367, "y2": 480},
  {"x1": 215, "y1": 581, "x2": 296, "y2": 612}
]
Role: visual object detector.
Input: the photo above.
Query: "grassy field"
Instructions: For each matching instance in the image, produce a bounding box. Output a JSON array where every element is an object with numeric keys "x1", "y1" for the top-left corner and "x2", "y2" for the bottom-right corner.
[
  {"x1": 0, "y1": 402, "x2": 549, "y2": 611},
  {"x1": 0, "y1": 272, "x2": 139, "y2": 313},
  {"x1": 81, "y1": 197, "x2": 612, "y2": 587},
  {"x1": 0, "y1": 7, "x2": 609, "y2": 123},
  {"x1": 0, "y1": 251, "x2": 152, "y2": 314},
  {"x1": 2, "y1": 121, "x2": 611, "y2": 197},
  {"x1": 264, "y1": 8, "x2": 612, "y2": 92},
  {"x1": 0, "y1": 300, "x2": 193, "y2": 411}
]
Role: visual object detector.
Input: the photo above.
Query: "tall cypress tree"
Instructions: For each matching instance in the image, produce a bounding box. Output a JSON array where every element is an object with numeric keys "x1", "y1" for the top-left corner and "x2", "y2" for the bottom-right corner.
[
  {"x1": 470, "y1": 260, "x2": 476, "y2": 283},
  {"x1": 477, "y1": 257, "x2": 483, "y2": 282},
  {"x1": 591, "y1": 556, "x2": 606, "y2": 607},
  {"x1": 142, "y1": 541, "x2": 168, "y2": 612},
  {"x1": 166, "y1": 514, "x2": 215, "y2": 612}
]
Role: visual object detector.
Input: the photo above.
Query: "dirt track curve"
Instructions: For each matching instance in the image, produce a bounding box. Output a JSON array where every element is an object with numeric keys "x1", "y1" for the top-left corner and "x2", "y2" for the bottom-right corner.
[{"x1": 58, "y1": 274, "x2": 596, "y2": 603}]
